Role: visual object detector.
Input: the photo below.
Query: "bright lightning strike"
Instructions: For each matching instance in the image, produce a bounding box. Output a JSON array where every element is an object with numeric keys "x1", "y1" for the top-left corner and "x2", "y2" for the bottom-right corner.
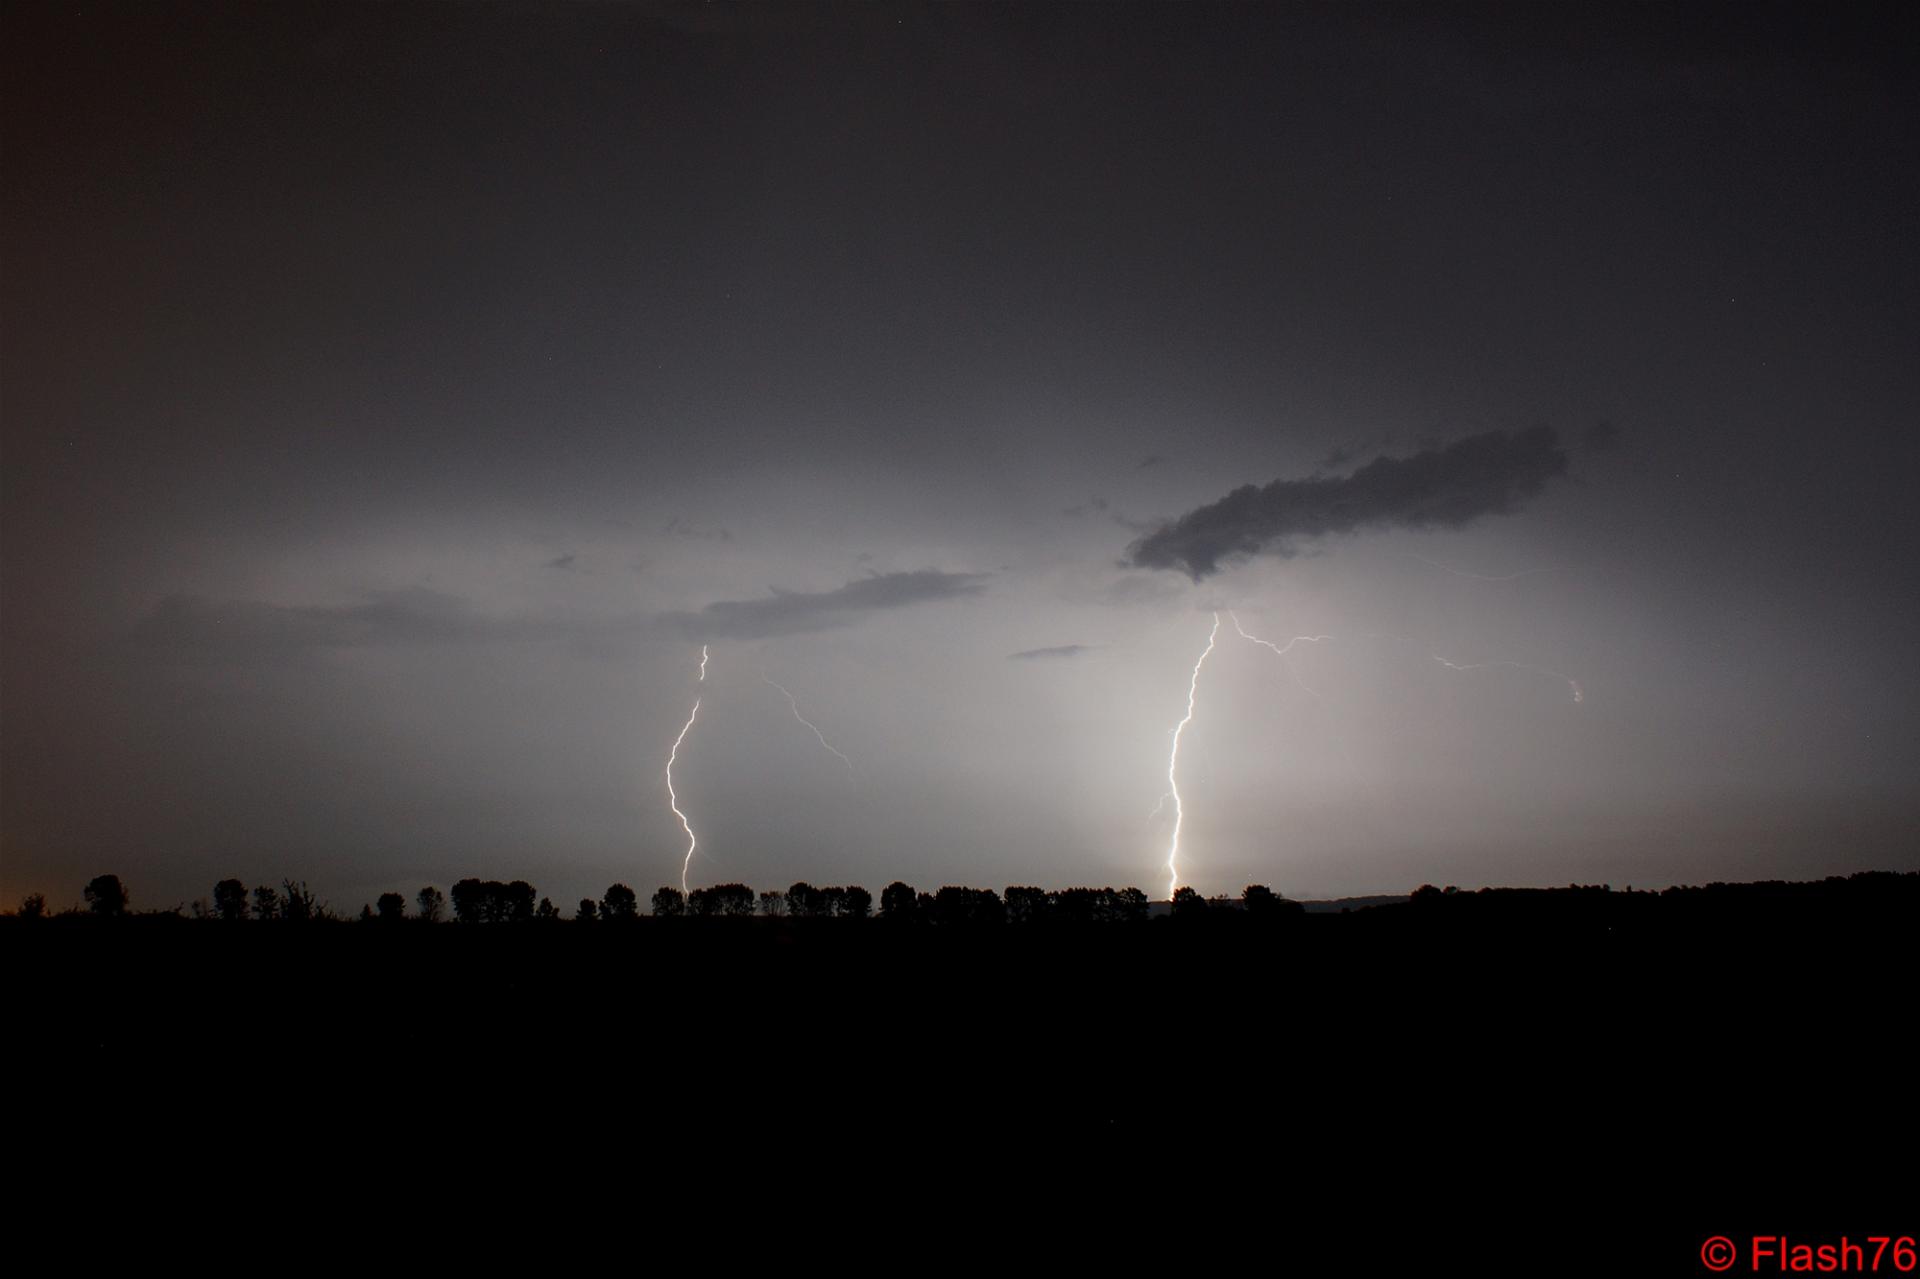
[
  {"x1": 668, "y1": 645, "x2": 707, "y2": 893},
  {"x1": 1163, "y1": 612, "x2": 1220, "y2": 901},
  {"x1": 762, "y1": 672, "x2": 854, "y2": 773}
]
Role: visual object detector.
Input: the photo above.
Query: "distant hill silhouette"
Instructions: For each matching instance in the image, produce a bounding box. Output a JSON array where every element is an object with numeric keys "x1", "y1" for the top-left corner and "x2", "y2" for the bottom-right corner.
[{"x1": 1299, "y1": 893, "x2": 1411, "y2": 913}]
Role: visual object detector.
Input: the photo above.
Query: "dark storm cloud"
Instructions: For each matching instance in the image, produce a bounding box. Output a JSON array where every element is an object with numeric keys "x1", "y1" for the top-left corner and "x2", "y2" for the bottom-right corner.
[
  {"x1": 664, "y1": 570, "x2": 990, "y2": 641},
  {"x1": 1009, "y1": 644, "x2": 1096, "y2": 661},
  {"x1": 1126, "y1": 428, "x2": 1571, "y2": 580},
  {"x1": 546, "y1": 553, "x2": 578, "y2": 571}
]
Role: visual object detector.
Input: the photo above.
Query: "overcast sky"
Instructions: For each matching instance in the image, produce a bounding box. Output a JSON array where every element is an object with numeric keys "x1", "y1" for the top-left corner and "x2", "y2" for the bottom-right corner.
[{"x1": 4, "y1": 1, "x2": 1916, "y2": 911}]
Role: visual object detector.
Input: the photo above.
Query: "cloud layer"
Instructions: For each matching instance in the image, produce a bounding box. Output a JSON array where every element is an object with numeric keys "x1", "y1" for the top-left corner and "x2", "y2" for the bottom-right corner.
[
  {"x1": 136, "y1": 570, "x2": 994, "y2": 661},
  {"x1": 137, "y1": 589, "x2": 542, "y2": 656},
  {"x1": 1126, "y1": 427, "x2": 1570, "y2": 579},
  {"x1": 665, "y1": 570, "x2": 989, "y2": 640}
]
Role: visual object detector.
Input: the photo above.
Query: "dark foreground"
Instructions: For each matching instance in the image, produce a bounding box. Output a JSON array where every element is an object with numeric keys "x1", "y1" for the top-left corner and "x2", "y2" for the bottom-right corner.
[{"x1": 10, "y1": 874, "x2": 1914, "y2": 1271}]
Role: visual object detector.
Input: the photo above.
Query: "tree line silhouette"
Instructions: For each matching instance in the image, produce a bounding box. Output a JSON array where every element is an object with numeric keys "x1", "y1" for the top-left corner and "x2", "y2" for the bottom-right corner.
[
  {"x1": 11, "y1": 868, "x2": 1915, "y2": 933},
  {"x1": 26, "y1": 872, "x2": 1291, "y2": 925}
]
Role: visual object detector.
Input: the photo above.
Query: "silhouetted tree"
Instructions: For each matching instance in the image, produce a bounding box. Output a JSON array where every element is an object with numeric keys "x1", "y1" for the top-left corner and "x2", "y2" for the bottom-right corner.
[
  {"x1": 474, "y1": 881, "x2": 511, "y2": 923},
  {"x1": 786, "y1": 881, "x2": 823, "y2": 919},
  {"x1": 252, "y1": 885, "x2": 281, "y2": 921},
  {"x1": 602, "y1": 875, "x2": 641, "y2": 917},
  {"x1": 447, "y1": 878, "x2": 537, "y2": 923},
  {"x1": 1242, "y1": 883, "x2": 1304, "y2": 920},
  {"x1": 501, "y1": 880, "x2": 537, "y2": 923},
  {"x1": 536, "y1": 897, "x2": 560, "y2": 921},
  {"x1": 577, "y1": 898, "x2": 598, "y2": 922},
  {"x1": 1112, "y1": 887, "x2": 1149, "y2": 923},
  {"x1": 213, "y1": 879, "x2": 248, "y2": 922},
  {"x1": 376, "y1": 892, "x2": 406, "y2": 921},
  {"x1": 84, "y1": 874, "x2": 128, "y2": 917},
  {"x1": 451, "y1": 879, "x2": 486, "y2": 923},
  {"x1": 710, "y1": 883, "x2": 754, "y2": 917},
  {"x1": 930, "y1": 886, "x2": 1003, "y2": 926},
  {"x1": 417, "y1": 886, "x2": 445, "y2": 923},
  {"x1": 1171, "y1": 886, "x2": 1208, "y2": 920},
  {"x1": 880, "y1": 881, "x2": 919, "y2": 921},
  {"x1": 759, "y1": 891, "x2": 785, "y2": 916},
  {"x1": 18, "y1": 893, "x2": 46, "y2": 919},
  {"x1": 787, "y1": 881, "x2": 861, "y2": 918},
  {"x1": 1005, "y1": 886, "x2": 1048, "y2": 925},
  {"x1": 280, "y1": 880, "x2": 323, "y2": 922},
  {"x1": 602, "y1": 883, "x2": 639, "y2": 920},
  {"x1": 1044, "y1": 885, "x2": 1084, "y2": 920},
  {"x1": 646, "y1": 886, "x2": 680, "y2": 918}
]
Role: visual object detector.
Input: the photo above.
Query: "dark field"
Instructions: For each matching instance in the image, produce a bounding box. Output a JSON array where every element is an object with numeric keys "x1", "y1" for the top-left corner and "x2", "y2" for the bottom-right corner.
[{"x1": 10, "y1": 874, "x2": 1911, "y2": 1266}]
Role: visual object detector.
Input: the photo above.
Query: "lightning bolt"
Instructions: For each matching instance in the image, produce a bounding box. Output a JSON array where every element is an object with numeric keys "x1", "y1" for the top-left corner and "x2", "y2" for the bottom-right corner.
[
  {"x1": 668, "y1": 644, "x2": 707, "y2": 893},
  {"x1": 1229, "y1": 610, "x2": 1364, "y2": 779},
  {"x1": 1232, "y1": 610, "x2": 1584, "y2": 706},
  {"x1": 1229, "y1": 611, "x2": 1335, "y2": 661},
  {"x1": 1163, "y1": 612, "x2": 1220, "y2": 901},
  {"x1": 762, "y1": 671, "x2": 854, "y2": 773},
  {"x1": 1429, "y1": 655, "x2": 1584, "y2": 703},
  {"x1": 1230, "y1": 611, "x2": 1337, "y2": 709}
]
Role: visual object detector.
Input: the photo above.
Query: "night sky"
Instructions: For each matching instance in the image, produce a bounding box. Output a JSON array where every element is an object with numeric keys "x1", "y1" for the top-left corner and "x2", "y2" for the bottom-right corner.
[{"x1": 4, "y1": 1, "x2": 1916, "y2": 912}]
